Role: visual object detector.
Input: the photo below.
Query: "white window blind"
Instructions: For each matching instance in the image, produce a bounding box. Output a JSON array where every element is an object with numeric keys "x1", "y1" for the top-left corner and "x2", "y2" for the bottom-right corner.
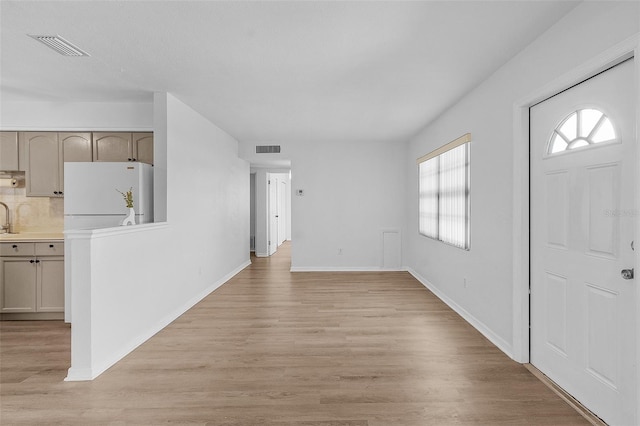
[
  {"x1": 419, "y1": 157, "x2": 439, "y2": 238},
  {"x1": 417, "y1": 134, "x2": 470, "y2": 250}
]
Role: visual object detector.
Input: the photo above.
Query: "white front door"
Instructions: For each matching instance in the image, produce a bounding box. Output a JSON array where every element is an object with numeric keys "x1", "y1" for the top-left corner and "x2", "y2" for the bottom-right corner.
[{"x1": 530, "y1": 59, "x2": 636, "y2": 425}]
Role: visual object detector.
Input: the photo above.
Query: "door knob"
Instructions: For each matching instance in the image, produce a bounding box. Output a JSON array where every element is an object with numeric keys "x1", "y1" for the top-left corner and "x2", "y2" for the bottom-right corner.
[{"x1": 621, "y1": 268, "x2": 634, "y2": 280}]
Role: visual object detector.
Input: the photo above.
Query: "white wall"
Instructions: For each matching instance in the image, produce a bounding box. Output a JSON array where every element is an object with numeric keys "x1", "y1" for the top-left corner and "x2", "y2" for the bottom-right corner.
[
  {"x1": 240, "y1": 140, "x2": 406, "y2": 270},
  {"x1": 164, "y1": 92, "x2": 250, "y2": 271},
  {"x1": 65, "y1": 92, "x2": 250, "y2": 380},
  {"x1": 404, "y1": 1, "x2": 639, "y2": 357},
  {"x1": 0, "y1": 101, "x2": 153, "y2": 131}
]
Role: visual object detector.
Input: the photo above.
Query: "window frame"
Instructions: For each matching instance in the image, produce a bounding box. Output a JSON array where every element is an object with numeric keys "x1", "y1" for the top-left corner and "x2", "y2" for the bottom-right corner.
[{"x1": 545, "y1": 107, "x2": 619, "y2": 157}]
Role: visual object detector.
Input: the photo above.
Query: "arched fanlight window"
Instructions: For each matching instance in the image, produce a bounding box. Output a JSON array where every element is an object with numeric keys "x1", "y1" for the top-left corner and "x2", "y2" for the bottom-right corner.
[{"x1": 547, "y1": 108, "x2": 617, "y2": 155}]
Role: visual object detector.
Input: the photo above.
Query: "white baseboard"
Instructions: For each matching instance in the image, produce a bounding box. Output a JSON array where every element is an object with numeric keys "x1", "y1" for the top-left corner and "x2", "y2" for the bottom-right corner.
[
  {"x1": 65, "y1": 259, "x2": 252, "y2": 381},
  {"x1": 64, "y1": 367, "x2": 93, "y2": 382},
  {"x1": 255, "y1": 252, "x2": 269, "y2": 258},
  {"x1": 407, "y1": 268, "x2": 514, "y2": 359},
  {"x1": 290, "y1": 266, "x2": 407, "y2": 272}
]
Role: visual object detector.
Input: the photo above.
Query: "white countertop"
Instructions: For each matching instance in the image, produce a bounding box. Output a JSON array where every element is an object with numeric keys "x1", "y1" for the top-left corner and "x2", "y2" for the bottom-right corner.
[{"x1": 0, "y1": 232, "x2": 64, "y2": 242}]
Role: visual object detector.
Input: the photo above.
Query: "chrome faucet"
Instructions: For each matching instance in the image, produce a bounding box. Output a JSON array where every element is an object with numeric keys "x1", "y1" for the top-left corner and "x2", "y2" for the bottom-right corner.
[{"x1": 0, "y1": 202, "x2": 11, "y2": 234}]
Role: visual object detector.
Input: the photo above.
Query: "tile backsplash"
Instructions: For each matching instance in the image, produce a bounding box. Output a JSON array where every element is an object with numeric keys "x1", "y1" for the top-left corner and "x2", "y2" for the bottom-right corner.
[{"x1": 0, "y1": 178, "x2": 63, "y2": 233}]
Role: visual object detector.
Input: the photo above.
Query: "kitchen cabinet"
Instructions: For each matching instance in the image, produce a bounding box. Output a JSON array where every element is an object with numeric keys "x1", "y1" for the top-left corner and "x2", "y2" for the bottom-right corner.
[
  {"x1": 0, "y1": 257, "x2": 36, "y2": 312},
  {"x1": 36, "y1": 257, "x2": 64, "y2": 312},
  {"x1": 92, "y1": 132, "x2": 132, "y2": 162},
  {"x1": 24, "y1": 132, "x2": 59, "y2": 196},
  {"x1": 60, "y1": 132, "x2": 93, "y2": 193},
  {"x1": 93, "y1": 132, "x2": 153, "y2": 164},
  {"x1": 133, "y1": 132, "x2": 154, "y2": 165},
  {"x1": 0, "y1": 241, "x2": 64, "y2": 319},
  {"x1": 0, "y1": 131, "x2": 20, "y2": 170},
  {"x1": 23, "y1": 132, "x2": 92, "y2": 197}
]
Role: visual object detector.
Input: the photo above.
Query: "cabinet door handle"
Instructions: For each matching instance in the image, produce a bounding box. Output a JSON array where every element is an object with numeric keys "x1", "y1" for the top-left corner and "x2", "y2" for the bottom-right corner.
[
  {"x1": 30, "y1": 259, "x2": 35, "y2": 264},
  {"x1": 35, "y1": 260, "x2": 40, "y2": 263},
  {"x1": 128, "y1": 158, "x2": 132, "y2": 161},
  {"x1": 59, "y1": 191, "x2": 63, "y2": 196},
  {"x1": 49, "y1": 244, "x2": 54, "y2": 248},
  {"x1": 133, "y1": 158, "x2": 137, "y2": 161},
  {"x1": 12, "y1": 245, "x2": 17, "y2": 249}
]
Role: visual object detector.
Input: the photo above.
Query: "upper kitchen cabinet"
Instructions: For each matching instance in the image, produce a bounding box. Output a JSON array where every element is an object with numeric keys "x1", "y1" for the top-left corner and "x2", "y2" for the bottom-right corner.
[
  {"x1": 61, "y1": 133, "x2": 93, "y2": 162},
  {"x1": 23, "y1": 132, "x2": 92, "y2": 197},
  {"x1": 0, "y1": 131, "x2": 20, "y2": 171},
  {"x1": 24, "y1": 132, "x2": 60, "y2": 197},
  {"x1": 93, "y1": 132, "x2": 153, "y2": 165},
  {"x1": 59, "y1": 132, "x2": 93, "y2": 193},
  {"x1": 92, "y1": 132, "x2": 132, "y2": 162},
  {"x1": 133, "y1": 133, "x2": 153, "y2": 165}
]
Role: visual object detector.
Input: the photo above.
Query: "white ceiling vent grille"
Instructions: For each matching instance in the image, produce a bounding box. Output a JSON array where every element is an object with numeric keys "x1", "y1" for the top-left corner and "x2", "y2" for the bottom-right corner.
[
  {"x1": 28, "y1": 35, "x2": 90, "y2": 57},
  {"x1": 256, "y1": 145, "x2": 281, "y2": 154}
]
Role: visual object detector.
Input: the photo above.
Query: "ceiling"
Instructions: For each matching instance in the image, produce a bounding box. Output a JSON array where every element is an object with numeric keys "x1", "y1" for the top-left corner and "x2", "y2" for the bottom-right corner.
[{"x1": 1, "y1": 1, "x2": 580, "y2": 145}]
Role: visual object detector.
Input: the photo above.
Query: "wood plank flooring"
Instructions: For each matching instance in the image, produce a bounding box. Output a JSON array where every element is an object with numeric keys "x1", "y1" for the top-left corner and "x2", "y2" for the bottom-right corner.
[{"x1": 0, "y1": 242, "x2": 590, "y2": 425}]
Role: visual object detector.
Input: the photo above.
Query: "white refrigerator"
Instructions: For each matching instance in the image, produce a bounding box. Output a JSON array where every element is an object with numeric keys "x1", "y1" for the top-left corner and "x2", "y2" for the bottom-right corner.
[{"x1": 64, "y1": 162, "x2": 154, "y2": 230}]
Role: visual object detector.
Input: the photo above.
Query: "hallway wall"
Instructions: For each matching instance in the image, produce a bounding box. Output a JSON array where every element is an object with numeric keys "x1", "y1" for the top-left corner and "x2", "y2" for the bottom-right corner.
[
  {"x1": 404, "y1": 1, "x2": 640, "y2": 356},
  {"x1": 240, "y1": 140, "x2": 406, "y2": 270}
]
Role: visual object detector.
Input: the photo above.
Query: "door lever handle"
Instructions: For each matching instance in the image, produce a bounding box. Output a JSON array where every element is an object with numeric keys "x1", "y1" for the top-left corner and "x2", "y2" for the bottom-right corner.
[{"x1": 621, "y1": 268, "x2": 634, "y2": 280}]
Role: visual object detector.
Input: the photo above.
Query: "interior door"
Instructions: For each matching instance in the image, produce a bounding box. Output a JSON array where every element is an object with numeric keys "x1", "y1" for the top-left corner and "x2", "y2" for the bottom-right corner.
[
  {"x1": 268, "y1": 175, "x2": 278, "y2": 256},
  {"x1": 530, "y1": 59, "x2": 636, "y2": 425},
  {"x1": 278, "y1": 180, "x2": 286, "y2": 246}
]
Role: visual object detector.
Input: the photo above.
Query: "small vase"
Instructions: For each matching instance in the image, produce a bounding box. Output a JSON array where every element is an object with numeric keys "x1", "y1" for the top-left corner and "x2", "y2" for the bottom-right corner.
[{"x1": 121, "y1": 207, "x2": 136, "y2": 226}]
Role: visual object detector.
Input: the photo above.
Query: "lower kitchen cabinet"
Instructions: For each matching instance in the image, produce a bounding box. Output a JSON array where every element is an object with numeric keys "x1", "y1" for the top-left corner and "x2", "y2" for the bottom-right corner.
[
  {"x1": 0, "y1": 257, "x2": 37, "y2": 312},
  {"x1": 0, "y1": 241, "x2": 64, "y2": 319},
  {"x1": 37, "y1": 258, "x2": 64, "y2": 312}
]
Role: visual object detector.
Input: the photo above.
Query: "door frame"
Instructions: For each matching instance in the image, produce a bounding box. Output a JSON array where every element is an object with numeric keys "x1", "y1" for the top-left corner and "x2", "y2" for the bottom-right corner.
[{"x1": 511, "y1": 35, "x2": 639, "y2": 413}]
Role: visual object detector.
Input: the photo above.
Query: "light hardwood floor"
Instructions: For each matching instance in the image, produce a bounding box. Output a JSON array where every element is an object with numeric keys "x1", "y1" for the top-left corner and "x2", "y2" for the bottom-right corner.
[{"x1": 1, "y1": 242, "x2": 590, "y2": 425}]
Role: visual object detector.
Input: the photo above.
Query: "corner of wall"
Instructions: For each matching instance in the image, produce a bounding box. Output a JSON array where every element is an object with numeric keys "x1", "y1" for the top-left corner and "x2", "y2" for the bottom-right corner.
[{"x1": 153, "y1": 93, "x2": 168, "y2": 222}]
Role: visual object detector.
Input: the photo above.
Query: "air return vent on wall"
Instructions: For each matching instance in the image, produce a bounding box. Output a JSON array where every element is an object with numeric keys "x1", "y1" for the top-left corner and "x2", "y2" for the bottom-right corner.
[
  {"x1": 256, "y1": 145, "x2": 281, "y2": 154},
  {"x1": 28, "y1": 35, "x2": 90, "y2": 57}
]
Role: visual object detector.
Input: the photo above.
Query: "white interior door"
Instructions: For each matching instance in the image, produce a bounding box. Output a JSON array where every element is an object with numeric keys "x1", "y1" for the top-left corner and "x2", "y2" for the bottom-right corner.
[
  {"x1": 268, "y1": 175, "x2": 278, "y2": 256},
  {"x1": 278, "y1": 180, "x2": 286, "y2": 246},
  {"x1": 530, "y1": 59, "x2": 636, "y2": 425}
]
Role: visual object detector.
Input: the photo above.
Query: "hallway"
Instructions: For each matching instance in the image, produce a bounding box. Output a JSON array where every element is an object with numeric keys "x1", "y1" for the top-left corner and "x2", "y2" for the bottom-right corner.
[{"x1": 1, "y1": 243, "x2": 589, "y2": 425}]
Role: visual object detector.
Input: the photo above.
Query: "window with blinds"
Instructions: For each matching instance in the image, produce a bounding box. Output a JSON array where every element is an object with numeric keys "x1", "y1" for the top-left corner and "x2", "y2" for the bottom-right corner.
[{"x1": 417, "y1": 133, "x2": 470, "y2": 250}]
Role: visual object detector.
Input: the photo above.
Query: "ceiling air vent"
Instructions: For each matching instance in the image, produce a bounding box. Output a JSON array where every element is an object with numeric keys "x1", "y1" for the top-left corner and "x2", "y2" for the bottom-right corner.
[
  {"x1": 256, "y1": 145, "x2": 281, "y2": 154},
  {"x1": 28, "y1": 35, "x2": 90, "y2": 57}
]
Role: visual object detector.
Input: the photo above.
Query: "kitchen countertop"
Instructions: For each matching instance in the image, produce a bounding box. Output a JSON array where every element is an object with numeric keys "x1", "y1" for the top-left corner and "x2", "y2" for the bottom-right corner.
[{"x1": 0, "y1": 232, "x2": 64, "y2": 242}]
